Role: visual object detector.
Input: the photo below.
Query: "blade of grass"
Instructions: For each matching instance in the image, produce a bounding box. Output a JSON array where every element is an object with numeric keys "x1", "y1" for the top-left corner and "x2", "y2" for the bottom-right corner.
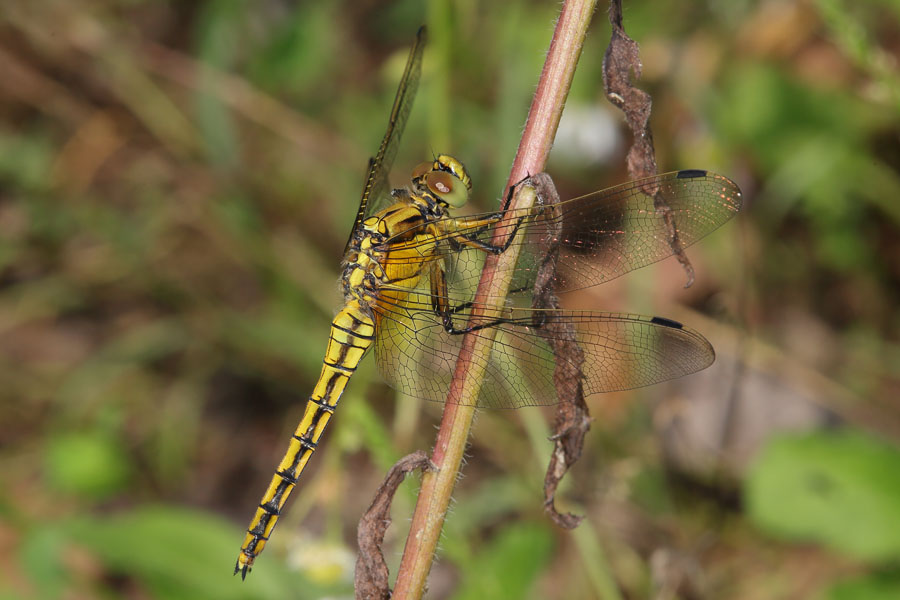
[
  {"x1": 573, "y1": 522, "x2": 624, "y2": 600},
  {"x1": 391, "y1": 2, "x2": 598, "y2": 597}
]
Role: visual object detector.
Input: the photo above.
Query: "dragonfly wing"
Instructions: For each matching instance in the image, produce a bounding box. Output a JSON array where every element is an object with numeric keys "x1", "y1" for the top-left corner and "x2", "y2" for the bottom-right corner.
[
  {"x1": 374, "y1": 295, "x2": 551, "y2": 409},
  {"x1": 373, "y1": 291, "x2": 463, "y2": 404},
  {"x1": 374, "y1": 295, "x2": 715, "y2": 408},
  {"x1": 378, "y1": 170, "x2": 742, "y2": 297},
  {"x1": 344, "y1": 26, "x2": 427, "y2": 254},
  {"x1": 532, "y1": 170, "x2": 743, "y2": 292}
]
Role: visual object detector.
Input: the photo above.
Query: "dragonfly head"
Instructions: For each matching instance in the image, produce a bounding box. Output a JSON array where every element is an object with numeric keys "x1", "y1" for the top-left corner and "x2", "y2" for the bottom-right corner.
[{"x1": 412, "y1": 154, "x2": 471, "y2": 209}]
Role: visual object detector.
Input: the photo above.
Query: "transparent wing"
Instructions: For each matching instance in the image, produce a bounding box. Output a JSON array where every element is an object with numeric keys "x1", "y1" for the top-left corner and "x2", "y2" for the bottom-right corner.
[
  {"x1": 375, "y1": 170, "x2": 742, "y2": 298},
  {"x1": 344, "y1": 26, "x2": 427, "y2": 254},
  {"x1": 373, "y1": 291, "x2": 714, "y2": 409}
]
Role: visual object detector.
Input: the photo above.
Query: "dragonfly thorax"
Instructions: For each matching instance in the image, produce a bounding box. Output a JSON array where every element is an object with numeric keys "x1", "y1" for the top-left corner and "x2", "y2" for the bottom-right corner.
[
  {"x1": 342, "y1": 235, "x2": 384, "y2": 304},
  {"x1": 340, "y1": 155, "x2": 472, "y2": 306},
  {"x1": 341, "y1": 187, "x2": 446, "y2": 308}
]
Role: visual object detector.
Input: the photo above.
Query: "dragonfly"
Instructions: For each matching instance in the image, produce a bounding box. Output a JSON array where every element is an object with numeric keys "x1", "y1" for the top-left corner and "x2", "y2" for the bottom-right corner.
[{"x1": 235, "y1": 26, "x2": 742, "y2": 578}]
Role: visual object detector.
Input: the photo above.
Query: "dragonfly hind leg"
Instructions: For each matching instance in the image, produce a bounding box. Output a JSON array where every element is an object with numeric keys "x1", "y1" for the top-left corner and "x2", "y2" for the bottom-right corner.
[{"x1": 429, "y1": 264, "x2": 537, "y2": 335}]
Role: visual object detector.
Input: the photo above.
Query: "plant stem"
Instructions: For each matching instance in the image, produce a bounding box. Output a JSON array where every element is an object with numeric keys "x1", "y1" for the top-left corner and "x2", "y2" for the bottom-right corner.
[{"x1": 391, "y1": 2, "x2": 598, "y2": 597}]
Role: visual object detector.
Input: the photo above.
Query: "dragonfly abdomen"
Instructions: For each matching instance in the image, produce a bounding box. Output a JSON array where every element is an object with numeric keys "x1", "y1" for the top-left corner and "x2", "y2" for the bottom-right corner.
[{"x1": 235, "y1": 301, "x2": 375, "y2": 578}]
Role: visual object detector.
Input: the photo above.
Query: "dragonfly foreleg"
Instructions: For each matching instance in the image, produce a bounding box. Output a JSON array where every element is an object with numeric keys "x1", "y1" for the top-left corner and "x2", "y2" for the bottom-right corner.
[{"x1": 447, "y1": 211, "x2": 530, "y2": 256}]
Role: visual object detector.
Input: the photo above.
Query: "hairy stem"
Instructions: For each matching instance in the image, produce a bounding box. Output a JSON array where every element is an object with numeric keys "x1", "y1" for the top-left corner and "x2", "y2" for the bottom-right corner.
[{"x1": 391, "y1": 2, "x2": 598, "y2": 597}]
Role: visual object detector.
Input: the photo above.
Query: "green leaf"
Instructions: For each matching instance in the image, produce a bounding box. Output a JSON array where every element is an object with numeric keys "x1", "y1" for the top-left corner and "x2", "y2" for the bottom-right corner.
[
  {"x1": 65, "y1": 505, "x2": 338, "y2": 599},
  {"x1": 746, "y1": 431, "x2": 900, "y2": 562},
  {"x1": 826, "y1": 570, "x2": 900, "y2": 600},
  {"x1": 19, "y1": 527, "x2": 69, "y2": 598},
  {"x1": 451, "y1": 522, "x2": 554, "y2": 600},
  {"x1": 0, "y1": 130, "x2": 54, "y2": 192},
  {"x1": 43, "y1": 431, "x2": 132, "y2": 500},
  {"x1": 193, "y1": 0, "x2": 242, "y2": 166}
]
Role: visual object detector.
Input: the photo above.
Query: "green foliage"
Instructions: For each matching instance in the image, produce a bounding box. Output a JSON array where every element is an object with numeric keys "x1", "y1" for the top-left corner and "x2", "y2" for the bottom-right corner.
[
  {"x1": 61, "y1": 506, "x2": 339, "y2": 599},
  {"x1": 194, "y1": 0, "x2": 241, "y2": 166},
  {"x1": 826, "y1": 571, "x2": 900, "y2": 600},
  {"x1": 43, "y1": 431, "x2": 132, "y2": 500},
  {"x1": 18, "y1": 527, "x2": 68, "y2": 599},
  {"x1": 0, "y1": 129, "x2": 54, "y2": 192},
  {"x1": 450, "y1": 522, "x2": 555, "y2": 600},
  {"x1": 746, "y1": 431, "x2": 900, "y2": 562},
  {"x1": 713, "y1": 61, "x2": 898, "y2": 272}
]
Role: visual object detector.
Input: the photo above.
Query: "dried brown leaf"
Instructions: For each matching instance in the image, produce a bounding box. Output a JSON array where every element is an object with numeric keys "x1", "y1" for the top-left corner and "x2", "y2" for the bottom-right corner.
[{"x1": 355, "y1": 451, "x2": 432, "y2": 600}]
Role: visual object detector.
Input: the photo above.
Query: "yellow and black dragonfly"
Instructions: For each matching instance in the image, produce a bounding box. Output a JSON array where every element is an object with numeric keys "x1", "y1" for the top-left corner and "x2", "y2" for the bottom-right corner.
[{"x1": 235, "y1": 26, "x2": 742, "y2": 577}]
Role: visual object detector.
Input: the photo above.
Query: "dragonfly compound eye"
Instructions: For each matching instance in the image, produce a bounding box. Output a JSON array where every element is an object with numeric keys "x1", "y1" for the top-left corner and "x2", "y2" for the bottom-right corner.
[{"x1": 426, "y1": 171, "x2": 469, "y2": 208}]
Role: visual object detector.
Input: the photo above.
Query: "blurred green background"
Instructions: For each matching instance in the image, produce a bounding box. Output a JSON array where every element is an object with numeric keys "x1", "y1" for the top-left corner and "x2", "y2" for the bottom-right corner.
[{"x1": 1, "y1": 1, "x2": 899, "y2": 599}]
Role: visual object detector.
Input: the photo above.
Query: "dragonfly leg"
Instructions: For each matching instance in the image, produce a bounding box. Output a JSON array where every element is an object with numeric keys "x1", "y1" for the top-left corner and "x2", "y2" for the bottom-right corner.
[
  {"x1": 447, "y1": 211, "x2": 530, "y2": 255},
  {"x1": 430, "y1": 264, "x2": 534, "y2": 335},
  {"x1": 435, "y1": 285, "x2": 532, "y2": 318}
]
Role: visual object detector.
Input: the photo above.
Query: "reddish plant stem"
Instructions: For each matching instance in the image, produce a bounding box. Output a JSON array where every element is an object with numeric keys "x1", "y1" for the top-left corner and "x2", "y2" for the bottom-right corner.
[{"x1": 391, "y1": 2, "x2": 598, "y2": 597}]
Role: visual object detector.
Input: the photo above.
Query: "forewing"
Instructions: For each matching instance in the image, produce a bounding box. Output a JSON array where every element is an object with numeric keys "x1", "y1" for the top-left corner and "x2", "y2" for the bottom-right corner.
[
  {"x1": 344, "y1": 27, "x2": 427, "y2": 254},
  {"x1": 378, "y1": 170, "x2": 742, "y2": 297}
]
